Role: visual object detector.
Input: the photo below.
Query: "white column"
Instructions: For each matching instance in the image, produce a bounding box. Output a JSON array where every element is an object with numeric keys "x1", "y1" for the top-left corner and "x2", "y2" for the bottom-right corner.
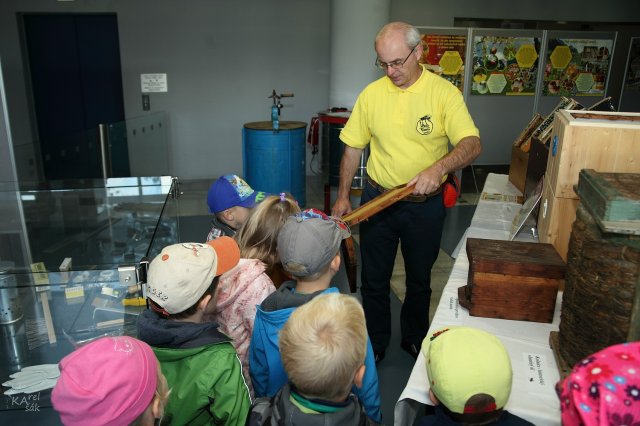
[{"x1": 329, "y1": 0, "x2": 390, "y2": 109}]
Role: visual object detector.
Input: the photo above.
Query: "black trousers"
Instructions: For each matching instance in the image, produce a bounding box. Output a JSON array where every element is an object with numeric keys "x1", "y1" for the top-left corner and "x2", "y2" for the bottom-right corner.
[{"x1": 359, "y1": 180, "x2": 445, "y2": 352}]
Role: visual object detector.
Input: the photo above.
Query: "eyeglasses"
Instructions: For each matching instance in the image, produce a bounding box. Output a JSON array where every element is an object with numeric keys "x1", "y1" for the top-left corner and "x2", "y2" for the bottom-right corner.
[{"x1": 375, "y1": 44, "x2": 418, "y2": 70}]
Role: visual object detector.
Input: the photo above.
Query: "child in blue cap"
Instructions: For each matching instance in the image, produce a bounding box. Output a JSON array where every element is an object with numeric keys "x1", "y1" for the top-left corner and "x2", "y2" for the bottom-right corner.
[{"x1": 206, "y1": 174, "x2": 267, "y2": 241}]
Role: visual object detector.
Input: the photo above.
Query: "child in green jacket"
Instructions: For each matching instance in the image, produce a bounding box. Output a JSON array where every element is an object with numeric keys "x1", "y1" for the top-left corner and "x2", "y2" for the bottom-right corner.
[{"x1": 137, "y1": 237, "x2": 250, "y2": 425}]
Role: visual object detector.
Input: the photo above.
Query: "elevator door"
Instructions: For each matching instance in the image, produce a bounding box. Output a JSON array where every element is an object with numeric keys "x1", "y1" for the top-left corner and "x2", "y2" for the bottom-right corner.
[{"x1": 23, "y1": 13, "x2": 129, "y2": 179}]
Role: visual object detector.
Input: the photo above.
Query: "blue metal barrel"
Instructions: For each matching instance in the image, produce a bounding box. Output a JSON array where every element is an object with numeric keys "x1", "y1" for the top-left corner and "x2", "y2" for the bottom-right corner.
[{"x1": 243, "y1": 121, "x2": 307, "y2": 206}]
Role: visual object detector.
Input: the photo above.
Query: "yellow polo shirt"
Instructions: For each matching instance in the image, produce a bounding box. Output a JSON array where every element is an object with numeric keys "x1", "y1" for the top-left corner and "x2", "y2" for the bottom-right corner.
[{"x1": 340, "y1": 65, "x2": 479, "y2": 188}]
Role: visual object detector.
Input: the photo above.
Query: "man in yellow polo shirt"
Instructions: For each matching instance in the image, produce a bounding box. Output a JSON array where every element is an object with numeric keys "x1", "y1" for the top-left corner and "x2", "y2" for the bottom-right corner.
[{"x1": 332, "y1": 22, "x2": 481, "y2": 363}]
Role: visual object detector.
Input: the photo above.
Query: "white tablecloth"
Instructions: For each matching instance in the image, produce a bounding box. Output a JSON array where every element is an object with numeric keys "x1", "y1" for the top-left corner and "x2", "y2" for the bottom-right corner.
[{"x1": 394, "y1": 173, "x2": 562, "y2": 426}]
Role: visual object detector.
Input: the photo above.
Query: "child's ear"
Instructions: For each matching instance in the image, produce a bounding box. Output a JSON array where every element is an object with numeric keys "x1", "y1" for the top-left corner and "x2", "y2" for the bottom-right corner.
[
  {"x1": 151, "y1": 394, "x2": 164, "y2": 419},
  {"x1": 198, "y1": 294, "x2": 213, "y2": 311},
  {"x1": 221, "y1": 208, "x2": 234, "y2": 222},
  {"x1": 353, "y1": 364, "x2": 366, "y2": 389},
  {"x1": 330, "y1": 253, "x2": 341, "y2": 272},
  {"x1": 429, "y1": 389, "x2": 440, "y2": 405}
]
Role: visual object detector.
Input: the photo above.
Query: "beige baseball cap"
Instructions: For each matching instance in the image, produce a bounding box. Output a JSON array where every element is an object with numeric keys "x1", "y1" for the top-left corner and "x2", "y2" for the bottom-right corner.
[{"x1": 146, "y1": 237, "x2": 240, "y2": 314}]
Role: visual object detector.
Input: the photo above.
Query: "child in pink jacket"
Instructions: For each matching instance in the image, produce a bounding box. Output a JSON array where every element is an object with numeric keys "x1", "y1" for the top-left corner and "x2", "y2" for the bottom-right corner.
[{"x1": 212, "y1": 193, "x2": 299, "y2": 395}]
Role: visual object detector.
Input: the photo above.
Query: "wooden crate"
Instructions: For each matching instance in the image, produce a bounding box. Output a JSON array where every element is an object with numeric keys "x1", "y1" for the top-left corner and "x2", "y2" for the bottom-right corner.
[
  {"x1": 459, "y1": 238, "x2": 565, "y2": 323},
  {"x1": 576, "y1": 169, "x2": 640, "y2": 233},
  {"x1": 537, "y1": 177, "x2": 580, "y2": 262},
  {"x1": 546, "y1": 110, "x2": 640, "y2": 200}
]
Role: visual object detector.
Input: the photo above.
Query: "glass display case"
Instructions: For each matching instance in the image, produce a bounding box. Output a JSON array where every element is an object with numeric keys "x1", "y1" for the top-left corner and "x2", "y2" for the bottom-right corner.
[{"x1": 0, "y1": 176, "x2": 179, "y2": 411}]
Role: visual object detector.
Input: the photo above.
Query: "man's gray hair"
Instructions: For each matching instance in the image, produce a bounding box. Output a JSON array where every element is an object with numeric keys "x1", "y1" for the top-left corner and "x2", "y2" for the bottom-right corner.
[{"x1": 376, "y1": 22, "x2": 422, "y2": 49}]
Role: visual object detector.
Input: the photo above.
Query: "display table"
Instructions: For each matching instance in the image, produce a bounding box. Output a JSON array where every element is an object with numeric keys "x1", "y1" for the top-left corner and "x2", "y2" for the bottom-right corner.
[
  {"x1": 394, "y1": 173, "x2": 562, "y2": 426},
  {"x1": 0, "y1": 177, "x2": 179, "y2": 411}
]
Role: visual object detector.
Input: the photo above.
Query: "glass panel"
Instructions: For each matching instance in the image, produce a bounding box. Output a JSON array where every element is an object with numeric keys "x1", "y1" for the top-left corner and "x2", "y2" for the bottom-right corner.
[{"x1": 0, "y1": 176, "x2": 178, "y2": 409}]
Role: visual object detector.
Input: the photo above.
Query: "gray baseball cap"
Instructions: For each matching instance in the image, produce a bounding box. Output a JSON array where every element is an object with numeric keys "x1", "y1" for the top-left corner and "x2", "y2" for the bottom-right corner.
[{"x1": 277, "y1": 209, "x2": 351, "y2": 277}]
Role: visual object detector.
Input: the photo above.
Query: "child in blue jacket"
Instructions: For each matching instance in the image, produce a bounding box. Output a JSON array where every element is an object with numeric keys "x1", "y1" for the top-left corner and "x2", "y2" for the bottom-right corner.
[{"x1": 248, "y1": 209, "x2": 382, "y2": 423}]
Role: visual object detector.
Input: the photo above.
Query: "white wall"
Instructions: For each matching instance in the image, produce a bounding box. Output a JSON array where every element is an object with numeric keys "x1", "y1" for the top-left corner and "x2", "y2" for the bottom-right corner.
[
  {"x1": 0, "y1": 0, "x2": 331, "y2": 181},
  {"x1": 1, "y1": 0, "x2": 638, "y2": 181}
]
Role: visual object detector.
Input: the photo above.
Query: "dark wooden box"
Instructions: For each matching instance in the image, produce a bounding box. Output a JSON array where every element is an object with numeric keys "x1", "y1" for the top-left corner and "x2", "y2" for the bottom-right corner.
[
  {"x1": 524, "y1": 137, "x2": 549, "y2": 200},
  {"x1": 508, "y1": 146, "x2": 528, "y2": 193},
  {"x1": 459, "y1": 238, "x2": 566, "y2": 323}
]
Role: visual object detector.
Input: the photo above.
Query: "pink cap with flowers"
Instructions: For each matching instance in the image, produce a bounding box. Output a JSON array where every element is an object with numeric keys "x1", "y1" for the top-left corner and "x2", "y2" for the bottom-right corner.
[{"x1": 557, "y1": 342, "x2": 640, "y2": 426}]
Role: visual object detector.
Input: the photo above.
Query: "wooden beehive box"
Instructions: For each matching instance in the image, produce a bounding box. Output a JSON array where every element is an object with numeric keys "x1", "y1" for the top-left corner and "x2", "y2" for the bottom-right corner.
[
  {"x1": 545, "y1": 110, "x2": 640, "y2": 199},
  {"x1": 556, "y1": 170, "x2": 640, "y2": 368},
  {"x1": 538, "y1": 177, "x2": 580, "y2": 262},
  {"x1": 538, "y1": 110, "x2": 640, "y2": 260},
  {"x1": 576, "y1": 169, "x2": 640, "y2": 234},
  {"x1": 459, "y1": 238, "x2": 566, "y2": 323}
]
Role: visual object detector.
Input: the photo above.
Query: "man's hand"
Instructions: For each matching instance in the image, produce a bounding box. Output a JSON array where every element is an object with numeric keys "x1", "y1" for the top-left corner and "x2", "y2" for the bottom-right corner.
[
  {"x1": 408, "y1": 136, "x2": 481, "y2": 195},
  {"x1": 332, "y1": 145, "x2": 362, "y2": 217},
  {"x1": 407, "y1": 165, "x2": 445, "y2": 195},
  {"x1": 331, "y1": 197, "x2": 353, "y2": 218}
]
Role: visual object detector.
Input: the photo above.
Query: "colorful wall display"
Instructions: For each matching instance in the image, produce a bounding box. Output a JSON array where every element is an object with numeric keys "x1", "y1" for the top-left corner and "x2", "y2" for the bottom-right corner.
[
  {"x1": 543, "y1": 38, "x2": 614, "y2": 96},
  {"x1": 471, "y1": 36, "x2": 540, "y2": 96},
  {"x1": 420, "y1": 34, "x2": 467, "y2": 91},
  {"x1": 624, "y1": 37, "x2": 640, "y2": 92}
]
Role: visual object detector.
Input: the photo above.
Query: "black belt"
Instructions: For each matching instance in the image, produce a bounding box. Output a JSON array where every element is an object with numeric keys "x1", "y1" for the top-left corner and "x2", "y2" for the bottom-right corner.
[{"x1": 367, "y1": 175, "x2": 442, "y2": 202}]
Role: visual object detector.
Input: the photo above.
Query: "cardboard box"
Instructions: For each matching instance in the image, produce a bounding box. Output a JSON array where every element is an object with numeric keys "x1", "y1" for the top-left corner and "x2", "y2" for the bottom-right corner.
[{"x1": 458, "y1": 238, "x2": 565, "y2": 323}]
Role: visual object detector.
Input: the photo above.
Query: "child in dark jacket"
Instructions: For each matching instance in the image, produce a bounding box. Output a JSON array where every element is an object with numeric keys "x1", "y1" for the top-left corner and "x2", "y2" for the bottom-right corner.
[
  {"x1": 137, "y1": 237, "x2": 250, "y2": 425},
  {"x1": 248, "y1": 208, "x2": 382, "y2": 423},
  {"x1": 247, "y1": 293, "x2": 380, "y2": 426}
]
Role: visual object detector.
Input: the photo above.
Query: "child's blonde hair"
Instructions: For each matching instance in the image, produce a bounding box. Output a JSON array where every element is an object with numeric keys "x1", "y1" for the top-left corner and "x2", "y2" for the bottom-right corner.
[
  {"x1": 131, "y1": 364, "x2": 171, "y2": 425},
  {"x1": 285, "y1": 250, "x2": 337, "y2": 282},
  {"x1": 234, "y1": 193, "x2": 299, "y2": 271},
  {"x1": 279, "y1": 293, "x2": 367, "y2": 401}
]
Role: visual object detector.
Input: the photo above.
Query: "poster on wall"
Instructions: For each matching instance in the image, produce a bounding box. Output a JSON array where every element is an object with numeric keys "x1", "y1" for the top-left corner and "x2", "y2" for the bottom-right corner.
[
  {"x1": 420, "y1": 34, "x2": 467, "y2": 91},
  {"x1": 471, "y1": 36, "x2": 540, "y2": 96},
  {"x1": 543, "y1": 38, "x2": 613, "y2": 96},
  {"x1": 624, "y1": 37, "x2": 640, "y2": 91}
]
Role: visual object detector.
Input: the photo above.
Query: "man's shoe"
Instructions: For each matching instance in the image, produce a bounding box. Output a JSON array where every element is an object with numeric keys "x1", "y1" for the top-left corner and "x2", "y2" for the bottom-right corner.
[
  {"x1": 374, "y1": 349, "x2": 386, "y2": 364},
  {"x1": 400, "y1": 340, "x2": 419, "y2": 360}
]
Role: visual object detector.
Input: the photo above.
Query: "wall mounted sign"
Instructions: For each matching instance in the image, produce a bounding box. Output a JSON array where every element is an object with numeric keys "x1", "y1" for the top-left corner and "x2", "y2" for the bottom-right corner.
[
  {"x1": 420, "y1": 34, "x2": 467, "y2": 91},
  {"x1": 543, "y1": 38, "x2": 613, "y2": 96},
  {"x1": 141, "y1": 73, "x2": 168, "y2": 93},
  {"x1": 472, "y1": 36, "x2": 540, "y2": 96}
]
